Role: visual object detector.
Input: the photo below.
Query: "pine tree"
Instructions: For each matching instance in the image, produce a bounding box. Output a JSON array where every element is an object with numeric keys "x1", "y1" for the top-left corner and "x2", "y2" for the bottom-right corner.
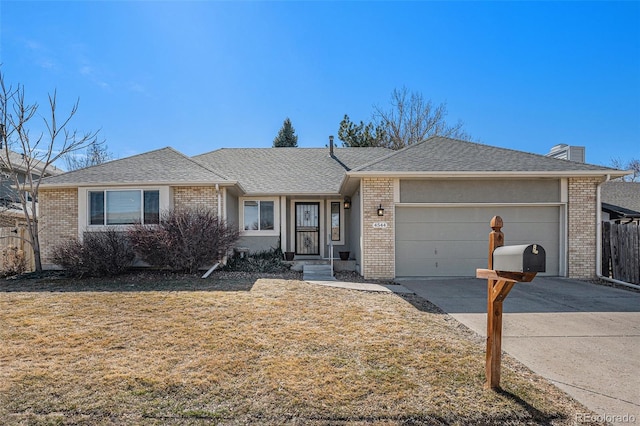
[{"x1": 273, "y1": 118, "x2": 298, "y2": 147}]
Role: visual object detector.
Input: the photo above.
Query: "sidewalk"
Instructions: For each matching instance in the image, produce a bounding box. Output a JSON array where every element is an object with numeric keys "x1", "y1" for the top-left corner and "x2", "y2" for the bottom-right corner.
[{"x1": 305, "y1": 279, "x2": 413, "y2": 294}]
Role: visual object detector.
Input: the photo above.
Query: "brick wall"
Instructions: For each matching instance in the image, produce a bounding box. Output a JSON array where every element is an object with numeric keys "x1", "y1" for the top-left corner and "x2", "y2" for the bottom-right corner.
[
  {"x1": 568, "y1": 177, "x2": 603, "y2": 279},
  {"x1": 39, "y1": 188, "x2": 78, "y2": 265},
  {"x1": 172, "y1": 187, "x2": 220, "y2": 212},
  {"x1": 361, "y1": 178, "x2": 395, "y2": 279}
]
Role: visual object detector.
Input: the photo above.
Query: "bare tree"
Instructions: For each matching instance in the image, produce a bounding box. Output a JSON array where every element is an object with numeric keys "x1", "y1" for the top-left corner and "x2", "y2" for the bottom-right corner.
[
  {"x1": 338, "y1": 87, "x2": 471, "y2": 150},
  {"x1": 373, "y1": 87, "x2": 471, "y2": 150},
  {"x1": 64, "y1": 140, "x2": 112, "y2": 171},
  {"x1": 1, "y1": 72, "x2": 99, "y2": 271},
  {"x1": 610, "y1": 157, "x2": 640, "y2": 182}
]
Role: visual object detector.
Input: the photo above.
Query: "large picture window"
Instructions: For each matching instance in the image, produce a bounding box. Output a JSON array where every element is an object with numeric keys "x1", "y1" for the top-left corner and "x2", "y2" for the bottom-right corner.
[
  {"x1": 89, "y1": 190, "x2": 160, "y2": 225},
  {"x1": 243, "y1": 200, "x2": 274, "y2": 231}
]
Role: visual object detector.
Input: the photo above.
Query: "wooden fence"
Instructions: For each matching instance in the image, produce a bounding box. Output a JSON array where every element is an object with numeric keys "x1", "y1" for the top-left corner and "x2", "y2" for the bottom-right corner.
[
  {"x1": 0, "y1": 226, "x2": 35, "y2": 274},
  {"x1": 602, "y1": 221, "x2": 640, "y2": 284}
]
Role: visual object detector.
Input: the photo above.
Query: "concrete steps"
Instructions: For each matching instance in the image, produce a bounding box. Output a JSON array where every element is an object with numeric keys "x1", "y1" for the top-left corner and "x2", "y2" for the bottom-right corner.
[{"x1": 303, "y1": 264, "x2": 335, "y2": 281}]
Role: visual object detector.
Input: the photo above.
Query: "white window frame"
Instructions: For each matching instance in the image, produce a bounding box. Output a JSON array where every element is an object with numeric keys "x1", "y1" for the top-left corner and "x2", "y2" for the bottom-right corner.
[
  {"x1": 239, "y1": 196, "x2": 280, "y2": 236},
  {"x1": 78, "y1": 187, "x2": 170, "y2": 236}
]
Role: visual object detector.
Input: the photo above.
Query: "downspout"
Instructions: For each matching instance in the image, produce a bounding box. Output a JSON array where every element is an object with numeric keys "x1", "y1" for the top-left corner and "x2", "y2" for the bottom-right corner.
[
  {"x1": 596, "y1": 175, "x2": 640, "y2": 290},
  {"x1": 214, "y1": 183, "x2": 229, "y2": 268},
  {"x1": 215, "y1": 184, "x2": 221, "y2": 219}
]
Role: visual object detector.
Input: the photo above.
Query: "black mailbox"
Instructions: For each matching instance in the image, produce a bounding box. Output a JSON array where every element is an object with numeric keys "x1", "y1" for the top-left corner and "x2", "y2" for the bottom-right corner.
[{"x1": 492, "y1": 244, "x2": 545, "y2": 273}]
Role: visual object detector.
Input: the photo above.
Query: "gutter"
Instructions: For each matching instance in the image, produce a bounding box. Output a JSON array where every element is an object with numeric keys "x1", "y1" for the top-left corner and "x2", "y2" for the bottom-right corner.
[
  {"x1": 595, "y1": 174, "x2": 640, "y2": 290},
  {"x1": 346, "y1": 170, "x2": 630, "y2": 179}
]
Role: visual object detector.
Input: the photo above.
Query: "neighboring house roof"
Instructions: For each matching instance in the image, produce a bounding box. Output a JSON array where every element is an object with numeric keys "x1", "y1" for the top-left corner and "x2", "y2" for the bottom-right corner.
[
  {"x1": 1, "y1": 149, "x2": 62, "y2": 220},
  {"x1": 0, "y1": 149, "x2": 64, "y2": 177},
  {"x1": 193, "y1": 147, "x2": 391, "y2": 195},
  {"x1": 40, "y1": 147, "x2": 231, "y2": 188},
  {"x1": 350, "y1": 136, "x2": 624, "y2": 176},
  {"x1": 601, "y1": 181, "x2": 640, "y2": 219}
]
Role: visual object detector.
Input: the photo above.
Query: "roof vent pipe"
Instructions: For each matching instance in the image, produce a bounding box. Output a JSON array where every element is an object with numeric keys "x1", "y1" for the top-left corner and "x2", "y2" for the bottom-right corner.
[{"x1": 329, "y1": 135, "x2": 334, "y2": 157}]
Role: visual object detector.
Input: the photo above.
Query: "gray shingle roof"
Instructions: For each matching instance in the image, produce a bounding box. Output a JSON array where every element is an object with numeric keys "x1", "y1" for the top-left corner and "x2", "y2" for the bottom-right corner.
[
  {"x1": 1, "y1": 149, "x2": 63, "y2": 176},
  {"x1": 193, "y1": 147, "x2": 391, "y2": 194},
  {"x1": 602, "y1": 181, "x2": 640, "y2": 215},
  {"x1": 41, "y1": 147, "x2": 228, "y2": 187},
  {"x1": 40, "y1": 138, "x2": 625, "y2": 192},
  {"x1": 352, "y1": 136, "x2": 622, "y2": 174}
]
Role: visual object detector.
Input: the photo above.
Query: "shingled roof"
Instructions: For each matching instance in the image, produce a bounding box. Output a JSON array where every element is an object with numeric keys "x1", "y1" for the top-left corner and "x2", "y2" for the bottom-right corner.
[
  {"x1": 351, "y1": 136, "x2": 622, "y2": 175},
  {"x1": 1, "y1": 149, "x2": 64, "y2": 176},
  {"x1": 40, "y1": 138, "x2": 625, "y2": 192},
  {"x1": 193, "y1": 147, "x2": 391, "y2": 195},
  {"x1": 40, "y1": 147, "x2": 229, "y2": 187},
  {"x1": 602, "y1": 181, "x2": 640, "y2": 217}
]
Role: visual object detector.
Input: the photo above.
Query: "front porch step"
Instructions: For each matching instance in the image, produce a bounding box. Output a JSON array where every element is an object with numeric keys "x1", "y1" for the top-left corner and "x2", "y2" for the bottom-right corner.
[{"x1": 303, "y1": 264, "x2": 335, "y2": 281}]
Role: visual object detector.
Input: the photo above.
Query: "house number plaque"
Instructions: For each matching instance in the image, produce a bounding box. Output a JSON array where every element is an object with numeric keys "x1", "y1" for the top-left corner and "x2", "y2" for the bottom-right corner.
[{"x1": 372, "y1": 222, "x2": 388, "y2": 228}]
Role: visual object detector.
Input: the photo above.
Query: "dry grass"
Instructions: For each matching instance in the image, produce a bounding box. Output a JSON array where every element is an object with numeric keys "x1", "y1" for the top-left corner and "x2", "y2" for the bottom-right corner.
[{"x1": 0, "y1": 274, "x2": 601, "y2": 425}]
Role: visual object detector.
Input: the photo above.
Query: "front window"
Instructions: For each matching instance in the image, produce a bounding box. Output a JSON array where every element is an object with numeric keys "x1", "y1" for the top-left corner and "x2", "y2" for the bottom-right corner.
[
  {"x1": 89, "y1": 190, "x2": 160, "y2": 225},
  {"x1": 244, "y1": 200, "x2": 274, "y2": 231}
]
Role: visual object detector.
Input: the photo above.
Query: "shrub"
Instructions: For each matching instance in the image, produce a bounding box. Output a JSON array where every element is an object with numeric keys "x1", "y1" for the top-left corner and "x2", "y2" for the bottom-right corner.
[
  {"x1": 223, "y1": 247, "x2": 290, "y2": 273},
  {"x1": 128, "y1": 208, "x2": 240, "y2": 274},
  {"x1": 0, "y1": 246, "x2": 27, "y2": 277},
  {"x1": 52, "y1": 230, "x2": 135, "y2": 277}
]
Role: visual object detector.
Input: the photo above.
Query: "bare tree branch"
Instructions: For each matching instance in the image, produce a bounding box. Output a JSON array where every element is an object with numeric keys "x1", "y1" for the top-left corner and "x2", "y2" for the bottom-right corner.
[
  {"x1": 338, "y1": 87, "x2": 471, "y2": 149},
  {"x1": 1, "y1": 71, "x2": 100, "y2": 271},
  {"x1": 611, "y1": 157, "x2": 640, "y2": 182},
  {"x1": 373, "y1": 87, "x2": 471, "y2": 149}
]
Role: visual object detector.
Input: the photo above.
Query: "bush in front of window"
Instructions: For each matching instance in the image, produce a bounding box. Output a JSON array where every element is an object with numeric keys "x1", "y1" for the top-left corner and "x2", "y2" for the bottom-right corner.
[
  {"x1": 52, "y1": 230, "x2": 135, "y2": 277},
  {"x1": 127, "y1": 208, "x2": 240, "y2": 274}
]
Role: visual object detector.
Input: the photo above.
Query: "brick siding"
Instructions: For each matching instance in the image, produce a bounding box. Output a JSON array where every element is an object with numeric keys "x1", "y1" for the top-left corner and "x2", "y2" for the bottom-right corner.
[
  {"x1": 39, "y1": 188, "x2": 78, "y2": 265},
  {"x1": 568, "y1": 177, "x2": 603, "y2": 279},
  {"x1": 173, "y1": 187, "x2": 220, "y2": 212},
  {"x1": 361, "y1": 178, "x2": 395, "y2": 279}
]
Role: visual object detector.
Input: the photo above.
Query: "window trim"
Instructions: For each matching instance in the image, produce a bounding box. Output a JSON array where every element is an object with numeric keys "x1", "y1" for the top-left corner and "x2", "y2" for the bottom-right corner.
[
  {"x1": 78, "y1": 187, "x2": 170, "y2": 236},
  {"x1": 326, "y1": 199, "x2": 345, "y2": 245},
  {"x1": 239, "y1": 196, "x2": 280, "y2": 236}
]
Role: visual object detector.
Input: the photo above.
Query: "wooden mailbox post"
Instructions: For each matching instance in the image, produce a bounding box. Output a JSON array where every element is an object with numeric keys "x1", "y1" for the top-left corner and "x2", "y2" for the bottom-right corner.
[{"x1": 476, "y1": 216, "x2": 545, "y2": 390}]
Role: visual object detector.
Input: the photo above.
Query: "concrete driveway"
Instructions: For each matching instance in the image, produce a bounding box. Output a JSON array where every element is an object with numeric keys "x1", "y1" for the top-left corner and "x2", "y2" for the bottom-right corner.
[{"x1": 400, "y1": 277, "x2": 640, "y2": 424}]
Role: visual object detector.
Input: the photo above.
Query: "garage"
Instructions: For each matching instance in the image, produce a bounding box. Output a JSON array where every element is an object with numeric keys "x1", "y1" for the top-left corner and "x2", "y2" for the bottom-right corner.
[{"x1": 395, "y1": 205, "x2": 561, "y2": 277}]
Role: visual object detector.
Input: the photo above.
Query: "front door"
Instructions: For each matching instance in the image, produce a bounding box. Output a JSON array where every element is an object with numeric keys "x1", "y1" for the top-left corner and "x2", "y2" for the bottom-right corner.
[{"x1": 295, "y1": 202, "x2": 320, "y2": 255}]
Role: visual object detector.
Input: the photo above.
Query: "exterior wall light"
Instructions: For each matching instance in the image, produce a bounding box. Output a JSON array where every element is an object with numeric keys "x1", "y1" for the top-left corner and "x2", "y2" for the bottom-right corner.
[
  {"x1": 377, "y1": 204, "x2": 384, "y2": 216},
  {"x1": 344, "y1": 198, "x2": 351, "y2": 209}
]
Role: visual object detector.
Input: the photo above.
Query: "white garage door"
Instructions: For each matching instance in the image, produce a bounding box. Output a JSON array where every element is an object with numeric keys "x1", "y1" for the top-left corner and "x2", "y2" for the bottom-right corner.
[{"x1": 395, "y1": 205, "x2": 561, "y2": 277}]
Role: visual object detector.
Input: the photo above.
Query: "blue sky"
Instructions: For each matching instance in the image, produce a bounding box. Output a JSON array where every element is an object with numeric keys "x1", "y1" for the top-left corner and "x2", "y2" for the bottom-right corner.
[{"x1": 1, "y1": 1, "x2": 638, "y2": 167}]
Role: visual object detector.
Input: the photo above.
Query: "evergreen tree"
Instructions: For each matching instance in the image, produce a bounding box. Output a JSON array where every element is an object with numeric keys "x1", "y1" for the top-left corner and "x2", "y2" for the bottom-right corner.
[
  {"x1": 338, "y1": 114, "x2": 387, "y2": 147},
  {"x1": 273, "y1": 118, "x2": 298, "y2": 147}
]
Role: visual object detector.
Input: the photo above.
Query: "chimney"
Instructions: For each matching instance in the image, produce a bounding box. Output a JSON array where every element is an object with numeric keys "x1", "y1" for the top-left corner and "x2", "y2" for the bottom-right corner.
[
  {"x1": 329, "y1": 135, "x2": 334, "y2": 157},
  {"x1": 546, "y1": 144, "x2": 585, "y2": 163}
]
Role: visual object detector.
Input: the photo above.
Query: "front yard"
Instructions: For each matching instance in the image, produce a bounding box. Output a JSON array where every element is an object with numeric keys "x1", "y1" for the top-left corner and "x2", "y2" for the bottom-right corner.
[{"x1": 0, "y1": 274, "x2": 600, "y2": 425}]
